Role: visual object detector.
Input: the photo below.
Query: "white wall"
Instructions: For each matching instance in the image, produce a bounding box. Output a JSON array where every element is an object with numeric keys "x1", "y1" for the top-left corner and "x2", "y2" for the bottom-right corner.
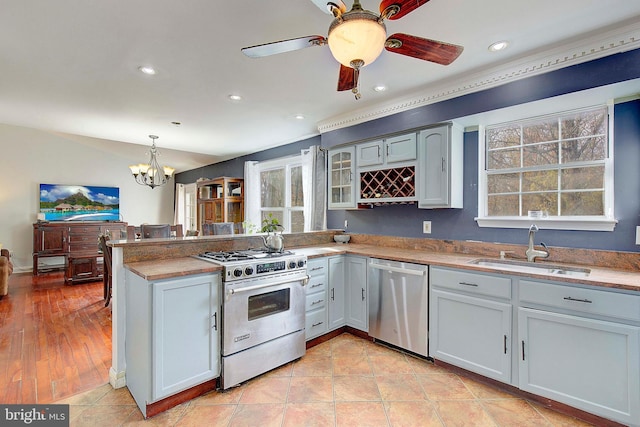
[{"x1": 0, "y1": 123, "x2": 176, "y2": 272}]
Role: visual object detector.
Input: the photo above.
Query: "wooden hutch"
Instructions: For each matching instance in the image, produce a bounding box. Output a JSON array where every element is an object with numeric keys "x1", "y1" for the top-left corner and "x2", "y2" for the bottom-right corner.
[{"x1": 196, "y1": 177, "x2": 244, "y2": 234}]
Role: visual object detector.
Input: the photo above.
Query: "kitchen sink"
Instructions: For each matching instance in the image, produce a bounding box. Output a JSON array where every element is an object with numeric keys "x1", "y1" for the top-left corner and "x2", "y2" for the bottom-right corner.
[{"x1": 469, "y1": 258, "x2": 591, "y2": 277}]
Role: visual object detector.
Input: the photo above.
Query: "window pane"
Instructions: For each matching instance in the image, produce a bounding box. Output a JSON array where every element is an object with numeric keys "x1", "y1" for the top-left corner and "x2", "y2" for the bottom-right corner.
[
  {"x1": 290, "y1": 211, "x2": 304, "y2": 233},
  {"x1": 488, "y1": 148, "x2": 520, "y2": 170},
  {"x1": 290, "y1": 166, "x2": 303, "y2": 207},
  {"x1": 488, "y1": 194, "x2": 519, "y2": 216},
  {"x1": 487, "y1": 126, "x2": 521, "y2": 149},
  {"x1": 522, "y1": 193, "x2": 557, "y2": 215},
  {"x1": 523, "y1": 143, "x2": 558, "y2": 167},
  {"x1": 561, "y1": 136, "x2": 607, "y2": 163},
  {"x1": 561, "y1": 110, "x2": 607, "y2": 139},
  {"x1": 522, "y1": 170, "x2": 557, "y2": 192},
  {"x1": 523, "y1": 119, "x2": 558, "y2": 144},
  {"x1": 561, "y1": 192, "x2": 604, "y2": 215},
  {"x1": 561, "y1": 166, "x2": 604, "y2": 190},
  {"x1": 487, "y1": 173, "x2": 519, "y2": 194},
  {"x1": 261, "y1": 169, "x2": 284, "y2": 207}
]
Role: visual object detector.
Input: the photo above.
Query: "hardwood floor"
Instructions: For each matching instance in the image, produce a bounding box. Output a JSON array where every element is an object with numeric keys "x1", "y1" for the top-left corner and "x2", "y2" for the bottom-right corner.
[{"x1": 0, "y1": 271, "x2": 111, "y2": 404}]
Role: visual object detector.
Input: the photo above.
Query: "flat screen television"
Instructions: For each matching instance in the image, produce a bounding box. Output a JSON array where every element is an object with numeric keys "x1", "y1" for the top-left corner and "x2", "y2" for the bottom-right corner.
[{"x1": 39, "y1": 183, "x2": 120, "y2": 221}]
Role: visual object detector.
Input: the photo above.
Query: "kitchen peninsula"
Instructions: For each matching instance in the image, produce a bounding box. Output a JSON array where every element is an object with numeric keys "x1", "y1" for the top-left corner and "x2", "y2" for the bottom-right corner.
[{"x1": 110, "y1": 232, "x2": 640, "y2": 425}]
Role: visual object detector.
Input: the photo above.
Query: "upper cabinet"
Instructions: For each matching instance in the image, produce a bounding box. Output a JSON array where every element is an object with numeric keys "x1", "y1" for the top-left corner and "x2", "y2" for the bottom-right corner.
[
  {"x1": 356, "y1": 133, "x2": 417, "y2": 169},
  {"x1": 417, "y1": 123, "x2": 463, "y2": 209},
  {"x1": 328, "y1": 146, "x2": 357, "y2": 210}
]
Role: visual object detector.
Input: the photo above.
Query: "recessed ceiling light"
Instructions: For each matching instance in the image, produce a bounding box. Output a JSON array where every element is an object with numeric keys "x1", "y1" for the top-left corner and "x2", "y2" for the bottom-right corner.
[
  {"x1": 373, "y1": 85, "x2": 387, "y2": 92},
  {"x1": 294, "y1": 114, "x2": 305, "y2": 120},
  {"x1": 138, "y1": 65, "x2": 156, "y2": 75},
  {"x1": 488, "y1": 41, "x2": 509, "y2": 52},
  {"x1": 228, "y1": 94, "x2": 242, "y2": 101}
]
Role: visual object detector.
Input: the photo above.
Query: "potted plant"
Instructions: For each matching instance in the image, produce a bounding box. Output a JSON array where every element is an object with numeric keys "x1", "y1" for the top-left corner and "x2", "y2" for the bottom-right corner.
[
  {"x1": 261, "y1": 214, "x2": 284, "y2": 252},
  {"x1": 261, "y1": 214, "x2": 284, "y2": 233}
]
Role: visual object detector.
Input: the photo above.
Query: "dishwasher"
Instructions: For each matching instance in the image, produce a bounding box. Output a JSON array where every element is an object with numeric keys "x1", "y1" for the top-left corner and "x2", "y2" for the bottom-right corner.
[{"x1": 368, "y1": 258, "x2": 429, "y2": 357}]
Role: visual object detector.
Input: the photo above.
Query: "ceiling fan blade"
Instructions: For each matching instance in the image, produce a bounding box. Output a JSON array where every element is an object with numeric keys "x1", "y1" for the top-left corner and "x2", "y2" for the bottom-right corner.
[
  {"x1": 310, "y1": 0, "x2": 346, "y2": 14},
  {"x1": 241, "y1": 36, "x2": 326, "y2": 58},
  {"x1": 385, "y1": 33, "x2": 463, "y2": 65},
  {"x1": 337, "y1": 64, "x2": 356, "y2": 91},
  {"x1": 380, "y1": 0, "x2": 431, "y2": 20}
]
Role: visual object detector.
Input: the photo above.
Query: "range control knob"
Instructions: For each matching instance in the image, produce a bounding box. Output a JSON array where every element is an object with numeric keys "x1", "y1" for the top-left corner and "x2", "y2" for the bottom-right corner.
[
  {"x1": 297, "y1": 259, "x2": 306, "y2": 268},
  {"x1": 288, "y1": 261, "x2": 297, "y2": 269},
  {"x1": 244, "y1": 266, "x2": 254, "y2": 276},
  {"x1": 233, "y1": 268, "x2": 243, "y2": 278}
]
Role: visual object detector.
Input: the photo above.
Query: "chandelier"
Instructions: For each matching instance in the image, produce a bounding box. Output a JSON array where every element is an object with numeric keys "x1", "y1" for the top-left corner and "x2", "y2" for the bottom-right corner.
[{"x1": 129, "y1": 135, "x2": 175, "y2": 189}]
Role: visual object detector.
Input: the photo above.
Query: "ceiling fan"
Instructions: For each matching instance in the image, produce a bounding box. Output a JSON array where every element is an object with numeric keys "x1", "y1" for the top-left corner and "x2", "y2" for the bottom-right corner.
[{"x1": 241, "y1": 0, "x2": 464, "y2": 99}]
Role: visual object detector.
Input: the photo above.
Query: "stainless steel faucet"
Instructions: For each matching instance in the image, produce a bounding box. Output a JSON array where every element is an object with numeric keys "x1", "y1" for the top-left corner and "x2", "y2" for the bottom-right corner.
[{"x1": 525, "y1": 224, "x2": 549, "y2": 262}]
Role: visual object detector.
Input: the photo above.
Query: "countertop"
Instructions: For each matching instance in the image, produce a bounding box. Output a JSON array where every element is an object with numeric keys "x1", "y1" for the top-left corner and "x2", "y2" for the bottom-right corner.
[{"x1": 125, "y1": 243, "x2": 640, "y2": 292}]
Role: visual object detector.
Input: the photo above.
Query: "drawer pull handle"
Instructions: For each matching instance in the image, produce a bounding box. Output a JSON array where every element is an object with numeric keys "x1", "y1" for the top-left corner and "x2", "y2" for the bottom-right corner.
[
  {"x1": 459, "y1": 282, "x2": 478, "y2": 287},
  {"x1": 311, "y1": 283, "x2": 323, "y2": 288},
  {"x1": 311, "y1": 299, "x2": 324, "y2": 305},
  {"x1": 312, "y1": 321, "x2": 324, "y2": 327},
  {"x1": 310, "y1": 266, "x2": 324, "y2": 271},
  {"x1": 503, "y1": 335, "x2": 507, "y2": 354},
  {"x1": 361, "y1": 288, "x2": 365, "y2": 301},
  {"x1": 563, "y1": 296, "x2": 592, "y2": 304},
  {"x1": 522, "y1": 340, "x2": 525, "y2": 361}
]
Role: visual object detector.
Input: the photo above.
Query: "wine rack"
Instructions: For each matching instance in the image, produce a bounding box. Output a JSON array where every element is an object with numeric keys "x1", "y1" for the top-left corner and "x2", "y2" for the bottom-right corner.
[{"x1": 359, "y1": 166, "x2": 416, "y2": 205}]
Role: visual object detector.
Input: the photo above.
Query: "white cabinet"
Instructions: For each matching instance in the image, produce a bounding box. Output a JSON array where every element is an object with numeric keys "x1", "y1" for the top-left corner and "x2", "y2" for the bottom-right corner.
[
  {"x1": 417, "y1": 123, "x2": 463, "y2": 208},
  {"x1": 328, "y1": 256, "x2": 346, "y2": 330},
  {"x1": 518, "y1": 279, "x2": 640, "y2": 426},
  {"x1": 305, "y1": 257, "x2": 329, "y2": 340},
  {"x1": 429, "y1": 267, "x2": 512, "y2": 383},
  {"x1": 345, "y1": 255, "x2": 368, "y2": 331},
  {"x1": 328, "y1": 146, "x2": 357, "y2": 209},
  {"x1": 356, "y1": 133, "x2": 417, "y2": 169},
  {"x1": 125, "y1": 271, "x2": 220, "y2": 418}
]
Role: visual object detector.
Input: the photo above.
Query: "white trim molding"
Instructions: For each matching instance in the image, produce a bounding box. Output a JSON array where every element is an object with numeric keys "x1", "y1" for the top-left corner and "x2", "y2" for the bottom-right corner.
[{"x1": 475, "y1": 217, "x2": 618, "y2": 232}]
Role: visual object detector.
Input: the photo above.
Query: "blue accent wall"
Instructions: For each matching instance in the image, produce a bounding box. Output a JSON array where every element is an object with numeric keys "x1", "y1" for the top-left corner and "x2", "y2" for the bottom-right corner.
[{"x1": 177, "y1": 48, "x2": 640, "y2": 253}]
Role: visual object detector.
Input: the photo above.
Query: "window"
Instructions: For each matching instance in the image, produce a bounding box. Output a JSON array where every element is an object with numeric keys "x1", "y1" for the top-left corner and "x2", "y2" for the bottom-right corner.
[
  {"x1": 477, "y1": 105, "x2": 617, "y2": 231},
  {"x1": 255, "y1": 156, "x2": 305, "y2": 233}
]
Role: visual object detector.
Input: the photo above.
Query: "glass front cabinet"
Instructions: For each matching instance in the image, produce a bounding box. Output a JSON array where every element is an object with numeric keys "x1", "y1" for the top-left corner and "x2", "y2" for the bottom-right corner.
[{"x1": 328, "y1": 147, "x2": 356, "y2": 210}]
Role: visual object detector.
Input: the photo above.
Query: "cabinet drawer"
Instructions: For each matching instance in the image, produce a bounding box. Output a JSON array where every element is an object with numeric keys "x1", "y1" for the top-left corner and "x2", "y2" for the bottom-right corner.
[
  {"x1": 69, "y1": 243, "x2": 99, "y2": 253},
  {"x1": 68, "y1": 226, "x2": 101, "y2": 235},
  {"x1": 306, "y1": 309, "x2": 328, "y2": 338},
  {"x1": 306, "y1": 273, "x2": 327, "y2": 295},
  {"x1": 519, "y1": 280, "x2": 640, "y2": 323},
  {"x1": 430, "y1": 267, "x2": 511, "y2": 300},
  {"x1": 307, "y1": 258, "x2": 328, "y2": 275},
  {"x1": 306, "y1": 291, "x2": 327, "y2": 311},
  {"x1": 69, "y1": 234, "x2": 97, "y2": 243}
]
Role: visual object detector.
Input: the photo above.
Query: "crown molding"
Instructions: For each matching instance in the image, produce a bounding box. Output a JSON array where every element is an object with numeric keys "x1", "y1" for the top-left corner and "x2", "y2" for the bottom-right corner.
[{"x1": 317, "y1": 20, "x2": 640, "y2": 134}]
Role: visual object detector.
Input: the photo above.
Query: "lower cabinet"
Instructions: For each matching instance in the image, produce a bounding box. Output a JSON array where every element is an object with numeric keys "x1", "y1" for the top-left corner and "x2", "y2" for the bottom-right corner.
[
  {"x1": 518, "y1": 280, "x2": 640, "y2": 426},
  {"x1": 429, "y1": 267, "x2": 512, "y2": 383},
  {"x1": 345, "y1": 255, "x2": 368, "y2": 331},
  {"x1": 328, "y1": 256, "x2": 346, "y2": 330},
  {"x1": 305, "y1": 257, "x2": 329, "y2": 340},
  {"x1": 125, "y1": 271, "x2": 220, "y2": 418}
]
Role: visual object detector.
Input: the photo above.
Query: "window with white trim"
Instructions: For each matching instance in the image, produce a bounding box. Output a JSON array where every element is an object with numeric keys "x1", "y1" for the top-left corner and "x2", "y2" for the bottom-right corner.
[
  {"x1": 257, "y1": 157, "x2": 305, "y2": 233},
  {"x1": 477, "y1": 105, "x2": 616, "y2": 231}
]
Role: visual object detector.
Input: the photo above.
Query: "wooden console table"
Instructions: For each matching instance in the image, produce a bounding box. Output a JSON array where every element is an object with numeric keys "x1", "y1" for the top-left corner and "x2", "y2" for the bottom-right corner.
[{"x1": 33, "y1": 221, "x2": 126, "y2": 282}]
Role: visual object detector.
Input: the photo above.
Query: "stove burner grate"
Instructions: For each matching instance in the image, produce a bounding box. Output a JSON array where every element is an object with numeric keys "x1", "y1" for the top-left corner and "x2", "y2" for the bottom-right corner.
[{"x1": 198, "y1": 248, "x2": 294, "y2": 263}]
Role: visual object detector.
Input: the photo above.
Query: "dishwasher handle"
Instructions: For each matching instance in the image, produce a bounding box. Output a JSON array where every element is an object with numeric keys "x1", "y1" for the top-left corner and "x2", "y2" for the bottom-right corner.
[{"x1": 369, "y1": 262, "x2": 427, "y2": 276}]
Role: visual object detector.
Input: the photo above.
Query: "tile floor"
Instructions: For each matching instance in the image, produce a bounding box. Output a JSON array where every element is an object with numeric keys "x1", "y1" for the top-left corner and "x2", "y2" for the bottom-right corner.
[{"x1": 58, "y1": 333, "x2": 595, "y2": 426}]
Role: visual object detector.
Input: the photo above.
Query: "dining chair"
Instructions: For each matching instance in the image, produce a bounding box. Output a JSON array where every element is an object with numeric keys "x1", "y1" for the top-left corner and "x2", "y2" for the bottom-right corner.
[
  {"x1": 213, "y1": 222, "x2": 234, "y2": 235},
  {"x1": 140, "y1": 224, "x2": 171, "y2": 238}
]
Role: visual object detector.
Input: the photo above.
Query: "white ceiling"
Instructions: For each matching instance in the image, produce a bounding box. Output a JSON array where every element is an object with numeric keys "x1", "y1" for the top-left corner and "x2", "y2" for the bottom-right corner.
[{"x1": 2, "y1": 1, "x2": 640, "y2": 171}]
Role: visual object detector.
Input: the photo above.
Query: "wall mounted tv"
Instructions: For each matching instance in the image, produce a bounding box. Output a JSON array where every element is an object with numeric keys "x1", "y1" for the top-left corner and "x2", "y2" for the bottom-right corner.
[{"x1": 39, "y1": 184, "x2": 120, "y2": 221}]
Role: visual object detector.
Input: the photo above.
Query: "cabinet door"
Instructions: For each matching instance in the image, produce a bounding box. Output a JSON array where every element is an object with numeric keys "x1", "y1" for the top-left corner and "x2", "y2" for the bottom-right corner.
[
  {"x1": 385, "y1": 133, "x2": 417, "y2": 164},
  {"x1": 328, "y1": 147, "x2": 356, "y2": 209},
  {"x1": 328, "y1": 256, "x2": 346, "y2": 330},
  {"x1": 430, "y1": 289, "x2": 512, "y2": 383},
  {"x1": 39, "y1": 226, "x2": 68, "y2": 254},
  {"x1": 418, "y1": 126, "x2": 449, "y2": 207},
  {"x1": 152, "y1": 274, "x2": 220, "y2": 400},
  {"x1": 518, "y1": 307, "x2": 640, "y2": 425},
  {"x1": 346, "y1": 256, "x2": 368, "y2": 331},
  {"x1": 357, "y1": 140, "x2": 384, "y2": 167}
]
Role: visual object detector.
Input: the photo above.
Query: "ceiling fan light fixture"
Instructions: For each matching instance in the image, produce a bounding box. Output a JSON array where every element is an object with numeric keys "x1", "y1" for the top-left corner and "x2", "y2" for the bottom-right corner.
[{"x1": 327, "y1": 12, "x2": 386, "y2": 68}]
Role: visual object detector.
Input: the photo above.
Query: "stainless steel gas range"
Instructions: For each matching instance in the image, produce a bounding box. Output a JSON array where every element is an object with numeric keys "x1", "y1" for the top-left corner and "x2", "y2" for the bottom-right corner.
[{"x1": 195, "y1": 249, "x2": 308, "y2": 389}]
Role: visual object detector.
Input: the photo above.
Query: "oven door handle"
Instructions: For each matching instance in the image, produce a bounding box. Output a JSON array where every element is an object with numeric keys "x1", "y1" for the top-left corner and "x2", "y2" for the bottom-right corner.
[{"x1": 226, "y1": 275, "x2": 310, "y2": 300}]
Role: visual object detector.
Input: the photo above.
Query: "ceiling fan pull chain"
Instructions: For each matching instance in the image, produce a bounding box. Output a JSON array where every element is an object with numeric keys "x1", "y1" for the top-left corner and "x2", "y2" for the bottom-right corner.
[{"x1": 350, "y1": 59, "x2": 363, "y2": 100}]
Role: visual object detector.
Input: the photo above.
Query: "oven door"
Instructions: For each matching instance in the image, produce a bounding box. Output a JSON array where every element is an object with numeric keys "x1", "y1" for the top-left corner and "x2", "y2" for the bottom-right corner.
[{"x1": 222, "y1": 271, "x2": 308, "y2": 356}]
